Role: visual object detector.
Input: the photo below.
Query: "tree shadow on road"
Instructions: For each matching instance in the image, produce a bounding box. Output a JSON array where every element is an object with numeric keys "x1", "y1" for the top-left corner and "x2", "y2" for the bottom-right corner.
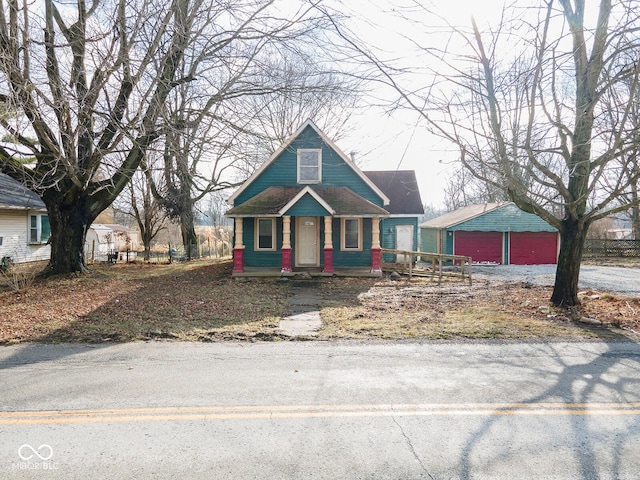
[
  {"x1": 0, "y1": 342, "x2": 113, "y2": 371},
  {"x1": 458, "y1": 336, "x2": 640, "y2": 479}
]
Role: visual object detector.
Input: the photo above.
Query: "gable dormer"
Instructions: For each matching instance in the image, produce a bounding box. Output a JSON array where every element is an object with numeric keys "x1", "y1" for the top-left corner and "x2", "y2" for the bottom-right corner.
[{"x1": 227, "y1": 119, "x2": 389, "y2": 208}]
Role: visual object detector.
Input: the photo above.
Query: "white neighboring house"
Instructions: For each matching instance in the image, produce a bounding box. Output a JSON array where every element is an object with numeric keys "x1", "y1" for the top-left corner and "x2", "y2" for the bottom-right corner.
[
  {"x1": 85, "y1": 224, "x2": 115, "y2": 261},
  {"x1": 0, "y1": 173, "x2": 51, "y2": 264},
  {"x1": 606, "y1": 228, "x2": 633, "y2": 240},
  {"x1": 85, "y1": 224, "x2": 140, "y2": 262}
]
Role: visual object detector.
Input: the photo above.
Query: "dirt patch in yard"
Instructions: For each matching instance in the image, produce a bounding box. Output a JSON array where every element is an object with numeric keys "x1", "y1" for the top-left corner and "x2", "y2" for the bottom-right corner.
[
  {"x1": 1, "y1": 259, "x2": 639, "y2": 343},
  {"x1": 318, "y1": 278, "x2": 640, "y2": 341}
]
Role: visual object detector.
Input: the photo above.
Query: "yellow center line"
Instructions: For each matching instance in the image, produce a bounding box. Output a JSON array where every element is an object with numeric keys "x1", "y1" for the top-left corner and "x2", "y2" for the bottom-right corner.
[{"x1": 1, "y1": 402, "x2": 640, "y2": 425}]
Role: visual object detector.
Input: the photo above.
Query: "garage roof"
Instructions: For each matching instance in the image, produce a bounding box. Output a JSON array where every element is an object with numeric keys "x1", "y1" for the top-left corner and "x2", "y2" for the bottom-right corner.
[
  {"x1": 420, "y1": 203, "x2": 505, "y2": 228},
  {"x1": 420, "y1": 202, "x2": 556, "y2": 232}
]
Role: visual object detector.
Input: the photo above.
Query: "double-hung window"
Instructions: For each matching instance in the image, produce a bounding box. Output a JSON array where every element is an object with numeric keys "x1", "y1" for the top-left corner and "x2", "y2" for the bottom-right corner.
[
  {"x1": 255, "y1": 218, "x2": 276, "y2": 251},
  {"x1": 297, "y1": 149, "x2": 321, "y2": 184},
  {"x1": 29, "y1": 214, "x2": 50, "y2": 244},
  {"x1": 341, "y1": 218, "x2": 362, "y2": 251}
]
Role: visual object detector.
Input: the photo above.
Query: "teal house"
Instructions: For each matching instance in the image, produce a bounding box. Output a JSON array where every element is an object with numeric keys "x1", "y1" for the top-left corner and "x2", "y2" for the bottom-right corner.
[
  {"x1": 420, "y1": 203, "x2": 559, "y2": 265},
  {"x1": 225, "y1": 120, "x2": 423, "y2": 275}
]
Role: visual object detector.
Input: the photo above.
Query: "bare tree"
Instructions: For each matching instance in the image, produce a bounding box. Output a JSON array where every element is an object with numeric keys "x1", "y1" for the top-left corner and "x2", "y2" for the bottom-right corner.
[
  {"x1": 443, "y1": 165, "x2": 507, "y2": 211},
  {"x1": 198, "y1": 190, "x2": 231, "y2": 227},
  {"x1": 630, "y1": 177, "x2": 640, "y2": 240},
  {"x1": 338, "y1": 0, "x2": 640, "y2": 306},
  {"x1": 0, "y1": 0, "x2": 327, "y2": 274},
  {"x1": 613, "y1": 77, "x2": 640, "y2": 239},
  {"x1": 115, "y1": 168, "x2": 167, "y2": 261},
  {"x1": 244, "y1": 55, "x2": 362, "y2": 153},
  {"x1": 460, "y1": 1, "x2": 639, "y2": 306},
  {"x1": 145, "y1": 46, "x2": 361, "y2": 256}
]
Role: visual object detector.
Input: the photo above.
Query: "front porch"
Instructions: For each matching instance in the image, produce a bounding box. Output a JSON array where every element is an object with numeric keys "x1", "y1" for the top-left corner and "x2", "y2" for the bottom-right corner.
[
  {"x1": 229, "y1": 213, "x2": 386, "y2": 276},
  {"x1": 232, "y1": 266, "x2": 383, "y2": 278}
]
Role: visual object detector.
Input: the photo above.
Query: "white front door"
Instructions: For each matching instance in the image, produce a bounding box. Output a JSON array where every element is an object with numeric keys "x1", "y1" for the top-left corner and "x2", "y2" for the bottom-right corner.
[
  {"x1": 396, "y1": 224, "x2": 414, "y2": 262},
  {"x1": 297, "y1": 217, "x2": 318, "y2": 266}
]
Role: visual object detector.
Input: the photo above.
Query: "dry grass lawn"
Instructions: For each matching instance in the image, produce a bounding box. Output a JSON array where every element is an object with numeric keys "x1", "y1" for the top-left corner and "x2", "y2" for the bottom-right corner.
[
  {"x1": 1, "y1": 258, "x2": 638, "y2": 343},
  {"x1": 318, "y1": 278, "x2": 639, "y2": 340}
]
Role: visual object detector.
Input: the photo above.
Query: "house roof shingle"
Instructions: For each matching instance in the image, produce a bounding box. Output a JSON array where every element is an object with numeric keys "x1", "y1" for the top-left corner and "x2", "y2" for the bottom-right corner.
[
  {"x1": 226, "y1": 186, "x2": 389, "y2": 217},
  {"x1": 0, "y1": 173, "x2": 46, "y2": 211},
  {"x1": 419, "y1": 203, "x2": 505, "y2": 228},
  {"x1": 363, "y1": 170, "x2": 424, "y2": 215}
]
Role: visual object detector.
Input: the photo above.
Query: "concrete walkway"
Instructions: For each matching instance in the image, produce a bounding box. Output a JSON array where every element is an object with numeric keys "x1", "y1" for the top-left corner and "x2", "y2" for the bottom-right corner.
[{"x1": 278, "y1": 281, "x2": 322, "y2": 337}]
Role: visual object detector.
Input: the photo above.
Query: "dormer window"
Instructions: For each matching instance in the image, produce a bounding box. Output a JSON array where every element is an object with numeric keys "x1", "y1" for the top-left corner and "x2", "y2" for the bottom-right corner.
[{"x1": 297, "y1": 149, "x2": 321, "y2": 184}]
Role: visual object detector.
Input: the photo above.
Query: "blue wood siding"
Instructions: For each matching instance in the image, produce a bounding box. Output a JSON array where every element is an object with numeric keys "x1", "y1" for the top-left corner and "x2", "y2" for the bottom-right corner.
[
  {"x1": 234, "y1": 125, "x2": 384, "y2": 207},
  {"x1": 421, "y1": 228, "x2": 454, "y2": 255},
  {"x1": 240, "y1": 216, "x2": 379, "y2": 268},
  {"x1": 503, "y1": 233, "x2": 510, "y2": 265},
  {"x1": 450, "y1": 203, "x2": 556, "y2": 232},
  {"x1": 331, "y1": 217, "x2": 373, "y2": 267},
  {"x1": 420, "y1": 227, "x2": 440, "y2": 254},
  {"x1": 283, "y1": 193, "x2": 332, "y2": 216},
  {"x1": 380, "y1": 217, "x2": 419, "y2": 262},
  {"x1": 242, "y1": 217, "x2": 282, "y2": 267},
  {"x1": 421, "y1": 229, "x2": 451, "y2": 254},
  {"x1": 444, "y1": 230, "x2": 454, "y2": 255}
]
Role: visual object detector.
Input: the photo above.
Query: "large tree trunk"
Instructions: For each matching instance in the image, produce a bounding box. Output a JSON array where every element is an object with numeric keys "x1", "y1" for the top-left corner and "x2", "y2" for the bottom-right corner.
[
  {"x1": 180, "y1": 207, "x2": 198, "y2": 260},
  {"x1": 41, "y1": 190, "x2": 93, "y2": 275},
  {"x1": 141, "y1": 228, "x2": 153, "y2": 262},
  {"x1": 632, "y1": 205, "x2": 640, "y2": 240},
  {"x1": 631, "y1": 181, "x2": 640, "y2": 239},
  {"x1": 141, "y1": 197, "x2": 154, "y2": 262},
  {"x1": 551, "y1": 218, "x2": 588, "y2": 307}
]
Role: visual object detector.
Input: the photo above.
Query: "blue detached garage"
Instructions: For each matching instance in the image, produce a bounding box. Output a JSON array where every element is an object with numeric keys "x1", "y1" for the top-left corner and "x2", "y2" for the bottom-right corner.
[{"x1": 420, "y1": 202, "x2": 559, "y2": 265}]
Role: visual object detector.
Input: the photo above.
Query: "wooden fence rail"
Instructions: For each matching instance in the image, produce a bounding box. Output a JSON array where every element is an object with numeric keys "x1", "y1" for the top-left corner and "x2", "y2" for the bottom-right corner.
[{"x1": 380, "y1": 248, "x2": 472, "y2": 285}]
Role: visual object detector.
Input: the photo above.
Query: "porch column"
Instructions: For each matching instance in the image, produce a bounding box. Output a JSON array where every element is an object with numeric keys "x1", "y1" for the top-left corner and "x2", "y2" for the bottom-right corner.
[
  {"x1": 281, "y1": 216, "x2": 292, "y2": 273},
  {"x1": 323, "y1": 216, "x2": 333, "y2": 273},
  {"x1": 371, "y1": 216, "x2": 382, "y2": 274},
  {"x1": 233, "y1": 217, "x2": 245, "y2": 274}
]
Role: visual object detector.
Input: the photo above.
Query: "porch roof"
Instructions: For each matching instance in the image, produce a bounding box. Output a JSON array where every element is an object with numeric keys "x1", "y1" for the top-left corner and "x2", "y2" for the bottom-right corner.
[{"x1": 226, "y1": 186, "x2": 389, "y2": 217}]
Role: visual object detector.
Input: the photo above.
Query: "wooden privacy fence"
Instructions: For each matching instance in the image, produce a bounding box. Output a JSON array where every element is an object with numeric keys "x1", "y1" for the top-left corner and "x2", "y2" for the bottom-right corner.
[
  {"x1": 584, "y1": 239, "x2": 640, "y2": 258},
  {"x1": 381, "y1": 248, "x2": 472, "y2": 285}
]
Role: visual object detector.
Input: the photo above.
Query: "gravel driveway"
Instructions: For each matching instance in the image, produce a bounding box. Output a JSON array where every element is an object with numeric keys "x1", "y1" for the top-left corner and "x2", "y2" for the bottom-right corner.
[{"x1": 472, "y1": 264, "x2": 640, "y2": 298}]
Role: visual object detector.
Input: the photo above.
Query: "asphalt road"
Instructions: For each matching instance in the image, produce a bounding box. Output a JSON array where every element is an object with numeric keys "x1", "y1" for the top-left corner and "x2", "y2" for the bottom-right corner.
[{"x1": 1, "y1": 341, "x2": 640, "y2": 479}]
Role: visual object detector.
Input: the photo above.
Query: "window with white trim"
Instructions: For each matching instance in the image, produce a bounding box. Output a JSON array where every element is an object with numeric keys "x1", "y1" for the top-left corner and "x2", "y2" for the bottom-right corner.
[
  {"x1": 255, "y1": 218, "x2": 276, "y2": 251},
  {"x1": 29, "y1": 214, "x2": 50, "y2": 244},
  {"x1": 297, "y1": 149, "x2": 322, "y2": 184},
  {"x1": 341, "y1": 218, "x2": 362, "y2": 251}
]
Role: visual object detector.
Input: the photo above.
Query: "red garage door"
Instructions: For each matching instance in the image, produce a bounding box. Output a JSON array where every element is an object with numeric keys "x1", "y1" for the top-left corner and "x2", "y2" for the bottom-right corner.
[
  {"x1": 454, "y1": 231, "x2": 503, "y2": 264},
  {"x1": 510, "y1": 232, "x2": 558, "y2": 265}
]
